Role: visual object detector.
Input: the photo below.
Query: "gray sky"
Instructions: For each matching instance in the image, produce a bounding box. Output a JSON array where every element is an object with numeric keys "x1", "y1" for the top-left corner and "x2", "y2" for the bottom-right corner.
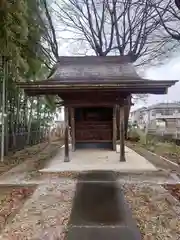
[{"x1": 131, "y1": 56, "x2": 180, "y2": 111}]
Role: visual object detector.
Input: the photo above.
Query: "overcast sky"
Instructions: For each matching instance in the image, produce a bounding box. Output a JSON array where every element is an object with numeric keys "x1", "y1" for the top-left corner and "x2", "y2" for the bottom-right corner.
[{"x1": 131, "y1": 56, "x2": 180, "y2": 111}]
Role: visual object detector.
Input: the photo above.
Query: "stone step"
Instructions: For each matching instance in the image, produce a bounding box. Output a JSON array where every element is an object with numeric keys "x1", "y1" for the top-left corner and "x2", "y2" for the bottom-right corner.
[
  {"x1": 66, "y1": 225, "x2": 140, "y2": 240},
  {"x1": 64, "y1": 171, "x2": 141, "y2": 240}
]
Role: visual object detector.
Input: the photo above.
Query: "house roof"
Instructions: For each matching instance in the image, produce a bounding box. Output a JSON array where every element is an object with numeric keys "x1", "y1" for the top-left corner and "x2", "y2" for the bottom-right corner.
[
  {"x1": 17, "y1": 56, "x2": 178, "y2": 96},
  {"x1": 148, "y1": 102, "x2": 180, "y2": 110},
  {"x1": 131, "y1": 102, "x2": 180, "y2": 114}
]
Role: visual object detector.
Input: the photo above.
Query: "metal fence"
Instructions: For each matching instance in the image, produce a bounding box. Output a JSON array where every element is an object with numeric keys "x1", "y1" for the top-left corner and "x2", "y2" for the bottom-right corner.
[
  {"x1": 0, "y1": 130, "x2": 48, "y2": 155},
  {"x1": 0, "y1": 125, "x2": 66, "y2": 155}
]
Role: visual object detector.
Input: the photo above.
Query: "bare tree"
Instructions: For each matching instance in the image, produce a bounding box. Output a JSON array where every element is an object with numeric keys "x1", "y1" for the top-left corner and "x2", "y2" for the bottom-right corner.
[
  {"x1": 29, "y1": 0, "x2": 60, "y2": 68},
  {"x1": 54, "y1": 0, "x2": 170, "y2": 137},
  {"x1": 143, "y1": 0, "x2": 180, "y2": 66},
  {"x1": 55, "y1": 0, "x2": 169, "y2": 64},
  {"x1": 41, "y1": 0, "x2": 59, "y2": 63}
]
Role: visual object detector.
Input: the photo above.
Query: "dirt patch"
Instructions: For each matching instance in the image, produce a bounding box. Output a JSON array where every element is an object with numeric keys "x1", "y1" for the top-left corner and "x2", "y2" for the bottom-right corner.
[
  {"x1": 25, "y1": 141, "x2": 63, "y2": 181},
  {"x1": 0, "y1": 141, "x2": 63, "y2": 184},
  {"x1": 123, "y1": 184, "x2": 180, "y2": 240},
  {"x1": 126, "y1": 141, "x2": 180, "y2": 173},
  {"x1": 0, "y1": 186, "x2": 35, "y2": 233},
  {"x1": 127, "y1": 128, "x2": 180, "y2": 165},
  {"x1": 0, "y1": 142, "x2": 48, "y2": 176},
  {"x1": 150, "y1": 142, "x2": 180, "y2": 165},
  {"x1": 0, "y1": 181, "x2": 76, "y2": 240},
  {"x1": 163, "y1": 184, "x2": 180, "y2": 202},
  {"x1": 141, "y1": 141, "x2": 180, "y2": 165}
]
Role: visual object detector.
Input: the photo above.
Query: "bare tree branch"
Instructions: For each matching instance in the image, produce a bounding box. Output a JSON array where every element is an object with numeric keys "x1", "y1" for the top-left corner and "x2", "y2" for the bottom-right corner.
[
  {"x1": 55, "y1": 0, "x2": 170, "y2": 64},
  {"x1": 152, "y1": 0, "x2": 180, "y2": 41}
]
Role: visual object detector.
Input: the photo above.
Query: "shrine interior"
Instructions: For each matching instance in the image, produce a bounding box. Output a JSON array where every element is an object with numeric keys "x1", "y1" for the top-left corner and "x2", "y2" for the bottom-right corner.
[{"x1": 75, "y1": 107, "x2": 113, "y2": 149}]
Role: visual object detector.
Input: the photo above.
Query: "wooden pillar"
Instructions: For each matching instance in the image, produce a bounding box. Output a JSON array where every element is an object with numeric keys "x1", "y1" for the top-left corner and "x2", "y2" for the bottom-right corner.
[
  {"x1": 70, "y1": 107, "x2": 75, "y2": 151},
  {"x1": 124, "y1": 95, "x2": 131, "y2": 140},
  {"x1": 120, "y1": 105, "x2": 126, "y2": 162},
  {"x1": 64, "y1": 106, "x2": 70, "y2": 162},
  {"x1": 113, "y1": 105, "x2": 117, "y2": 151}
]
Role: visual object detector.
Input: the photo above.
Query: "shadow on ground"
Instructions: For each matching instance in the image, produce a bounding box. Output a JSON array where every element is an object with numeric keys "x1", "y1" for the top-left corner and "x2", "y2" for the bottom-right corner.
[{"x1": 65, "y1": 170, "x2": 141, "y2": 240}]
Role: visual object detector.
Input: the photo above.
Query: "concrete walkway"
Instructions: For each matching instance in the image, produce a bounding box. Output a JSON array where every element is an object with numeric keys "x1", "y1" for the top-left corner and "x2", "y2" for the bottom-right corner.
[{"x1": 40, "y1": 145, "x2": 157, "y2": 173}]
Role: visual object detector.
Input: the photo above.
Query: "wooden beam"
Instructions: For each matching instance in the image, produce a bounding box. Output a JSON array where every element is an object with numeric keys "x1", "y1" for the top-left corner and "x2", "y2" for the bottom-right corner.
[
  {"x1": 120, "y1": 105, "x2": 126, "y2": 162},
  {"x1": 62, "y1": 99, "x2": 117, "y2": 107},
  {"x1": 70, "y1": 107, "x2": 75, "y2": 151},
  {"x1": 64, "y1": 106, "x2": 70, "y2": 162},
  {"x1": 113, "y1": 105, "x2": 117, "y2": 151}
]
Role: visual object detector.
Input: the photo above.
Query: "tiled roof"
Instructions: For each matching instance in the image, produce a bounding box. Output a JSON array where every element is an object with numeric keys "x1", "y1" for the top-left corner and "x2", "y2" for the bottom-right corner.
[
  {"x1": 48, "y1": 56, "x2": 141, "y2": 82},
  {"x1": 17, "y1": 56, "x2": 178, "y2": 96},
  {"x1": 131, "y1": 102, "x2": 180, "y2": 113}
]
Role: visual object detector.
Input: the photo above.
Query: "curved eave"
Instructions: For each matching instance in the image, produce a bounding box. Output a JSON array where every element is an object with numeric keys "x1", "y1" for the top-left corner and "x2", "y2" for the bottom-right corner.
[{"x1": 16, "y1": 80, "x2": 178, "y2": 96}]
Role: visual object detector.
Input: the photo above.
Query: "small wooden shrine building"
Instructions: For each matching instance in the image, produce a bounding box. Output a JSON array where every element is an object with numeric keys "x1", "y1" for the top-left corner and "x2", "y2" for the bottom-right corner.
[{"x1": 18, "y1": 56, "x2": 177, "y2": 162}]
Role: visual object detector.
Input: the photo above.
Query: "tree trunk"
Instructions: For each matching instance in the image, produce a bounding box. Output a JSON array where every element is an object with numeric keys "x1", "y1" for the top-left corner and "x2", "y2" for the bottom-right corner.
[
  {"x1": 26, "y1": 97, "x2": 34, "y2": 145},
  {"x1": 37, "y1": 96, "x2": 41, "y2": 143}
]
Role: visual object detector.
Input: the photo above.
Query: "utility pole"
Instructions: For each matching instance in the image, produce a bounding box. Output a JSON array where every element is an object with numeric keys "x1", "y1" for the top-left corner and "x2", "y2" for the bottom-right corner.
[{"x1": 145, "y1": 109, "x2": 150, "y2": 144}]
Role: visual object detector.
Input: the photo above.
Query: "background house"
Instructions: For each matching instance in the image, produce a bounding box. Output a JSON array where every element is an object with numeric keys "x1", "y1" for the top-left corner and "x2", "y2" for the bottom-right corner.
[
  {"x1": 129, "y1": 107, "x2": 147, "y2": 129},
  {"x1": 130, "y1": 102, "x2": 180, "y2": 138}
]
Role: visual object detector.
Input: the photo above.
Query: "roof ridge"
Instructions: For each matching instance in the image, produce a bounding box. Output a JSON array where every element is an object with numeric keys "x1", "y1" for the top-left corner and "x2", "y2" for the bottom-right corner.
[{"x1": 57, "y1": 55, "x2": 132, "y2": 64}]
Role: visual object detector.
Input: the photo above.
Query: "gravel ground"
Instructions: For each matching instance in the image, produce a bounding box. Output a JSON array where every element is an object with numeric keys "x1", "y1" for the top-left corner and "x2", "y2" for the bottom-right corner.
[
  {"x1": 164, "y1": 184, "x2": 180, "y2": 202},
  {"x1": 122, "y1": 183, "x2": 180, "y2": 240},
  {"x1": 1, "y1": 141, "x2": 180, "y2": 239},
  {"x1": 0, "y1": 142, "x2": 62, "y2": 185},
  {"x1": 0, "y1": 187, "x2": 35, "y2": 232},
  {"x1": 0, "y1": 180, "x2": 76, "y2": 240},
  {"x1": 1, "y1": 177, "x2": 180, "y2": 239},
  {"x1": 0, "y1": 143, "x2": 48, "y2": 176}
]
